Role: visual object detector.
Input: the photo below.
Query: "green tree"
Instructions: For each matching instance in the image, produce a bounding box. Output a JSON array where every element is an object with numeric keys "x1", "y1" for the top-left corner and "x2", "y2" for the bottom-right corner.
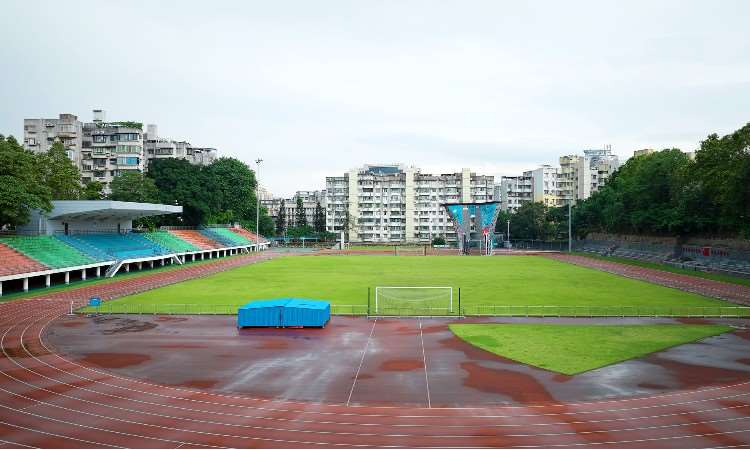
[
  {"x1": 508, "y1": 202, "x2": 555, "y2": 240},
  {"x1": 147, "y1": 158, "x2": 209, "y2": 225},
  {"x1": 0, "y1": 135, "x2": 52, "y2": 227},
  {"x1": 313, "y1": 201, "x2": 326, "y2": 233},
  {"x1": 81, "y1": 180, "x2": 105, "y2": 200},
  {"x1": 110, "y1": 171, "x2": 159, "y2": 203},
  {"x1": 690, "y1": 124, "x2": 750, "y2": 236},
  {"x1": 276, "y1": 199, "x2": 287, "y2": 234},
  {"x1": 295, "y1": 196, "x2": 307, "y2": 227},
  {"x1": 40, "y1": 141, "x2": 82, "y2": 200}
]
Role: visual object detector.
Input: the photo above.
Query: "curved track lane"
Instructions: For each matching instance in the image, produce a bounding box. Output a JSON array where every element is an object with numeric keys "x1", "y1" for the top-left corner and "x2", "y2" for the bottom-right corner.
[{"x1": 0, "y1": 255, "x2": 749, "y2": 447}]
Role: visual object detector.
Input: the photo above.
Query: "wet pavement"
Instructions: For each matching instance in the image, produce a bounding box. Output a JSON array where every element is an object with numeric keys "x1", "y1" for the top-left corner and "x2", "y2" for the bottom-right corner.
[{"x1": 46, "y1": 314, "x2": 750, "y2": 407}]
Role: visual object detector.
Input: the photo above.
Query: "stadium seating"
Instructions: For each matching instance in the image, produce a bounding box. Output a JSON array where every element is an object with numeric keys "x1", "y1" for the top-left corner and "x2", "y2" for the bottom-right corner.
[
  {"x1": 0, "y1": 236, "x2": 94, "y2": 269},
  {"x1": 232, "y1": 227, "x2": 268, "y2": 244},
  {"x1": 58, "y1": 233, "x2": 170, "y2": 261},
  {"x1": 201, "y1": 227, "x2": 253, "y2": 246},
  {"x1": 0, "y1": 242, "x2": 48, "y2": 276},
  {"x1": 142, "y1": 231, "x2": 199, "y2": 253},
  {"x1": 167, "y1": 230, "x2": 222, "y2": 250}
]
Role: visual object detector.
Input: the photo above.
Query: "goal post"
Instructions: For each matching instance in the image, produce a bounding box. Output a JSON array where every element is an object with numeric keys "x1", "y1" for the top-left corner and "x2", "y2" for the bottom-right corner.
[{"x1": 374, "y1": 286, "x2": 454, "y2": 316}]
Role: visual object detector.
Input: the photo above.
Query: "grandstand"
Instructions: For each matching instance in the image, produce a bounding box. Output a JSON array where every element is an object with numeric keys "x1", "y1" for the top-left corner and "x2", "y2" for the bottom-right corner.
[
  {"x1": 232, "y1": 227, "x2": 269, "y2": 244},
  {"x1": 0, "y1": 201, "x2": 268, "y2": 296},
  {"x1": 168, "y1": 229, "x2": 222, "y2": 250},
  {"x1": 143, "y1": 231, "x2": 200, "y2": 253},
  {"x1": 203, "y1": 227, "x2": 254, "y2": 246}
]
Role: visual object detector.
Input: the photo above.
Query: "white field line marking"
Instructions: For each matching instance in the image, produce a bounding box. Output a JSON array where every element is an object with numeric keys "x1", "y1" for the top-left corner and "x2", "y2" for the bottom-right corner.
[
  {"x1": 419, "y1": 320, "x2": 431, "y2": 408},
  {"x1": 346, "y1": 319, "x2": 377, "y2": 407}
]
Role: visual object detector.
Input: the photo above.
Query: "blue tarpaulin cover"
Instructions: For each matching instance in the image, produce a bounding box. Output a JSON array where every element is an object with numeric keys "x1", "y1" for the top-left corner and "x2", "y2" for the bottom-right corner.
[{"x1": 237, "y1": 298, "x2": 330, "y2": 328}]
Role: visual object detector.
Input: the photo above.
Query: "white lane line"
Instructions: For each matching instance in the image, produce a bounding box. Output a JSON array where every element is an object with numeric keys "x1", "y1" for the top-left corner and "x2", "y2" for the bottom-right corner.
[
  {"x1": 346, "y1": 319, "x2": 377, "y2": 407},
  {"x1": 419, "y1": 320, "x2": 431, "y2": 408}
]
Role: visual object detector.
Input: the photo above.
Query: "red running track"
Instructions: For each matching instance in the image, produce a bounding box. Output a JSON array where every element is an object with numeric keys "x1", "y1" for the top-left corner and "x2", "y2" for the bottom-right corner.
[
  {"x1": 545, "y1": 253, "x2": 750, "y2": 306},
  {"x1": 0, "y1": 253, "x2": 749, "y2": 447}
]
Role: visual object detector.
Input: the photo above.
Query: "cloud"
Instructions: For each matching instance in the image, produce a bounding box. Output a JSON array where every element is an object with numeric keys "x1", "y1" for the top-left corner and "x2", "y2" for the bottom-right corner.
[{"x1": 1, "y1": 0, "x2": 749, "y2": 197}]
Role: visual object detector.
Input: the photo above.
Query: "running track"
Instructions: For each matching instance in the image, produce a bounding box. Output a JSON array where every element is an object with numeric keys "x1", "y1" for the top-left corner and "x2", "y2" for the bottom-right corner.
[
  {"x1": 0, "y1": 253, "x2": 749, "y2": 447},
  {"x1": 545, "y1": 253, "x2": 750, "y2": 306}
]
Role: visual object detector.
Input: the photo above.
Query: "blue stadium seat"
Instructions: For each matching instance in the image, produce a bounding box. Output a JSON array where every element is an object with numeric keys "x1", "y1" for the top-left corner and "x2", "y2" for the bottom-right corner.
[{"x1": 56, "y1": 233, "x2": 171, "y2": 261}]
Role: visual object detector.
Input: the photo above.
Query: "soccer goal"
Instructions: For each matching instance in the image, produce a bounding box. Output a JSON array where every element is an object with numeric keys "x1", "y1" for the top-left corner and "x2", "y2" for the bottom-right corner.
[{"x1": 373, "y1": 286, "x2": 455, "y2": 316}]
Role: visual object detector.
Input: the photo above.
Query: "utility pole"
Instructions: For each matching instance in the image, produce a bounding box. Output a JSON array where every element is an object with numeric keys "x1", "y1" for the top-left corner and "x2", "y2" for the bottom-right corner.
[
  {"x1": 568, "y1": 202, "x2": 572, "y2": 252},
  {"x1": 255, "y1": 158, "x2": 263, "y2": 239}
]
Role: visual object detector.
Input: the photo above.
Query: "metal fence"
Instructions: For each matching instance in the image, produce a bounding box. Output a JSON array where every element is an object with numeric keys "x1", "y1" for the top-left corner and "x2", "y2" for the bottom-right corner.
[{"x1": 77, "y1": 303, "x2": 750, "y2": 318}]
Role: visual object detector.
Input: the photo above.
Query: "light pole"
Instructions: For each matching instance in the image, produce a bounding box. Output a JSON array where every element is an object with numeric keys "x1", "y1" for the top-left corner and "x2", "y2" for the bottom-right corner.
[
  {"x1": 507, "y1": 219, "x2": 510, "y2": 248},
  {"x1": 255, "y1": 158, "x2": 263, "y2": 240},
  {"x1": 568, "y1": 201, "x2": 572, "y2": 253}
]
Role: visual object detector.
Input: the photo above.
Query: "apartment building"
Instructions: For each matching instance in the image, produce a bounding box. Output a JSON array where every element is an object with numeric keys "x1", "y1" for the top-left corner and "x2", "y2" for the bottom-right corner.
[
  {"x1": 495, "y1": 174, "x2": 533, "y2": 212},
  {"x1": 558, "y1": 148, "x2": 620, "y2": 203},
  {"x1": 80, "y1": 110, "x2": 144, "y2": 189},
  {"x1": 143, "y1": 124, "x2": 217, "y2": 170},
  {"x1": 23, "y1": 113, "x2": 84, "y2": 166},
  {"x1": 528, "y1": 165, "x2": 561, "y2": 207},
  {"x1": 262, "y1": 190, "x2": 326, "y2": 229},
  {"x1": 24, "y1": 109, "x2": 218, "y2": 192},
  {"x1": 325, "y1": 164, "x2": 494, "y2": 243}
]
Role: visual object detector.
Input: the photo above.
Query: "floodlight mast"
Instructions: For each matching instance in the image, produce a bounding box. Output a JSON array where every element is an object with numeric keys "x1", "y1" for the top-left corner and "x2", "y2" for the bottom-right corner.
[{"x1": 255, "y1": 158, "x2": 263, "y2": 243}]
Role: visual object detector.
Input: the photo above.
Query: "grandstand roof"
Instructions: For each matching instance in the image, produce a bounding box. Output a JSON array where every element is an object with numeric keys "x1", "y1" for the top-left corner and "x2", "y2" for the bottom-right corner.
[{"x1": 46, "y1": 201, "x2": 182, "y2": 221}]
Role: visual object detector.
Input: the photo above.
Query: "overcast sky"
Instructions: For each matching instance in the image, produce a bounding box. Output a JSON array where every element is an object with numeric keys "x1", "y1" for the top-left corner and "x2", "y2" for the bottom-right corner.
[{"x1": 2, "y1": 1, "x2": 749, "y2": 197}]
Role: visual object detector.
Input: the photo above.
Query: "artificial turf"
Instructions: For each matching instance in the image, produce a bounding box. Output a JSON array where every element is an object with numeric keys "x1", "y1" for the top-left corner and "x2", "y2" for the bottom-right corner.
[
  {"x1": 84, "y1": 255, "x2": 737, "y2": 315},
  {"x1": 449, "y1": 323, "x2": 733, "y2": 375}
]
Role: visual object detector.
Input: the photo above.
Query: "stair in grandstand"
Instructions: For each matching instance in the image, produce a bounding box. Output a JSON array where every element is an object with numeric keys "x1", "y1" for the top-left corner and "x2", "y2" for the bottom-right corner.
[
  {"x1": 0, "y1": 235, "x2": 94, "y2": 268},
  {"x1": 0, "y1": 242, "x2": 48, "y2": 276}
]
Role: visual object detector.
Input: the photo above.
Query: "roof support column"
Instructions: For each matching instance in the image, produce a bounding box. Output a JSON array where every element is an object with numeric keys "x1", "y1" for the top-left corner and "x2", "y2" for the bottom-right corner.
[
  {"x1": 45, "y1": 274, "x2": 51, "y2": 287},
  {"x1": 23, "y1": 278, "x2": 28, "y2": 292}
]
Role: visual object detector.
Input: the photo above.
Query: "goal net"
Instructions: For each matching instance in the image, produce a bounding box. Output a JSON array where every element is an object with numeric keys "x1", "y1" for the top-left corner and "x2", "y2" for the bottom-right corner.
[{"x1": 374, "y1": 286, "x2": 454, "y2": 316}]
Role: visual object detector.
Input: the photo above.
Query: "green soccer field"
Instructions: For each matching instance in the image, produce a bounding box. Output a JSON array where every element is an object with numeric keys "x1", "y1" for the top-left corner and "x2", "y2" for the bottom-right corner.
[{"x1": 83, "y1": 255, "x2": 743, "y2": 316}]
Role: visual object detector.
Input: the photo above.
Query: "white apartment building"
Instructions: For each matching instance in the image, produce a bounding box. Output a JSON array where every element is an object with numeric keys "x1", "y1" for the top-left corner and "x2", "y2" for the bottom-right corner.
[
  {"x1": 24, "y1": 109, "x2": 218, "y2": 192},
  {"x1": 80, "y1": 110, "x2": 145, "y2": 189},
  {"x1": 325, "y1": 164, "x2": 494, "y2": 243},
  {"x1": 529, "y1": 165, "x2": 561, "y2": 207},
  {"x1": 559, "y1": 148, "x2": 620, "y2": 204},
  {"x1": 495, "y1": 174, "x2": 533, "y2": 212},
  {"x1": 143, "y1": 124, "x2": 217, "y2": 170},
  {"x1": 262, "y1": 190, "x2": 326, "y2": 229},
  {"x1": 23, "y1": 113, "x2": 83, "y2": 167}
]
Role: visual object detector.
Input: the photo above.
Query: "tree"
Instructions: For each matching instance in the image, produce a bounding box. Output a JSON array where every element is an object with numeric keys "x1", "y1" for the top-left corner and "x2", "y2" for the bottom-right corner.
[
  {"x1": 0, "y1": 135, "x2": 52, "y2": 227},
  {"x1": 40, "y1": 141, "x2": 82, "y2": 200},
  {"x1": 295, "y1": 196, "x2": 307, "y2": 227},
  {"x1": 81, "y1": 180, "x2": 105, "y2": 200},
  {"x1": 431, "y1": 235, "x2": 446, "y2": 246},
  {"x1": 147, "y1": 158, "x2": 210, "y2": 225},
  {"x1": 313, "y1": 201, "x2": 326, "y2": 233},
  {"x1": 110, "y1": 171, "x2": 159, "y2": 203},
  {"x1": 276, "y1": 199, "x2": 287, "y2": 234}
]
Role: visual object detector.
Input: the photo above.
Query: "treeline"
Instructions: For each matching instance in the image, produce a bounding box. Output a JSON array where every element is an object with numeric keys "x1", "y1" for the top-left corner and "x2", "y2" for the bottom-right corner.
[
  {"x1": 111, "y1": 158, "x2": 274, "y2": 234},
  {"x1": 1, "y1": 137, "x2": 104, "y2": 227},
  {"x1": 0, "y1": 135, "x2": 274, "y2": 235},
  {"x1": 497, "y1": 122, "x2": 750, "y2": 240}
]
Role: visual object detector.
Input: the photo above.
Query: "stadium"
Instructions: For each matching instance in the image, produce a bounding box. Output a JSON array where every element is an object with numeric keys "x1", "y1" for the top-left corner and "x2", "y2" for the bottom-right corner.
[{"x1": 0, "y1": 199, "x2": 749, "y2": 447}]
